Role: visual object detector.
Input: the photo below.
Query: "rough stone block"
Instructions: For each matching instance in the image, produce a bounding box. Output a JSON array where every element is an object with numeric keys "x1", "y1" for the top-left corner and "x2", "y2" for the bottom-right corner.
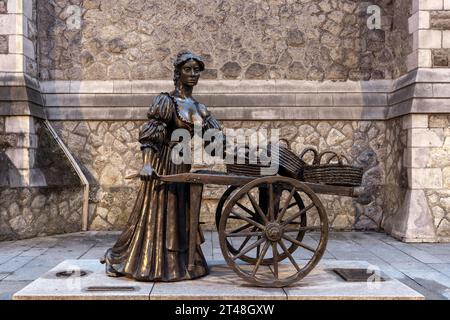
[
  {"x1": 430, "y1": 11, "x2": 450, "y2": 29},
  {"x1": 408, "y1": 168, "x2": 443, "y2": 189},
  {"x1": 402, "y1": 114, "x2": 429, "y2": 130},
  {"x1": 0, "y1": 35, "x2": 7, "y2": 54},
  {"x1": 432, "y1": 49, "x2": 449, "y2": 66},
  {"x1": 0, "y1": 1, "x2": 7, "y2": 14},
  {"x1": 408, "y1": 129, "x2": 444, "y2": 147},
  {"x1": 429, "y1": 115, "x2": 449, "y2": 128}
]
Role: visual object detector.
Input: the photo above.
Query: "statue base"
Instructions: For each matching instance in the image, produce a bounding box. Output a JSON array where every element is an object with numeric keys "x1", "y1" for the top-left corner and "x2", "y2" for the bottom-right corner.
[{"x1": 13, "y1": 259, "x2": 423, "y2": 300}]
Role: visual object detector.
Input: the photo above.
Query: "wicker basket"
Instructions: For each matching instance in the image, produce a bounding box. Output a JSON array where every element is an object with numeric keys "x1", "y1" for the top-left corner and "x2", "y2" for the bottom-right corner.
[
  {"x1": 268, "y1": 140, "x2": 307, "y2": 178},
  {"x1": 300, "y1": 148, "x2": 363, "y2": 187},
  {"x1": 225, "y1": 145, "x2": 274, "y2": 177},
  {"x1": 225, "y1": 141, "x2": 307, "y2": 177}
]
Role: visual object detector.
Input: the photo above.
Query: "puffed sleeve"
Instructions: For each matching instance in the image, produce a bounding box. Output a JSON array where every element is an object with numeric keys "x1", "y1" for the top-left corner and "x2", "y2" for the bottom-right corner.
[{"x1": 138, "y1": 93, "x2": 173, "y2": 152}]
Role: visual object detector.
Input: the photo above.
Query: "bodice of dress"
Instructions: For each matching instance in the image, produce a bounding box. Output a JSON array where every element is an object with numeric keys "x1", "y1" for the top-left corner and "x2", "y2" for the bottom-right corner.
[
  {"x1": 171, "y1": 95, "x2": 210, "y2": 133},
  {"x1": 139, "y1": 92, "x2": 222, "y2": 152}
]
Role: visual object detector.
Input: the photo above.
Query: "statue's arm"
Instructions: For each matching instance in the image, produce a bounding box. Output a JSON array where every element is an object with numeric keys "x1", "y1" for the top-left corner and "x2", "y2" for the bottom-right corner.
[{"x1": 138, "y1": 94, "x2": 173, "y2": 180}]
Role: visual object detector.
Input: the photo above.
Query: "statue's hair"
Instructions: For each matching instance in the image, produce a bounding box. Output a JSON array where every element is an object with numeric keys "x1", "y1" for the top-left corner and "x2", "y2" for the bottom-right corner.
[{"x1": 173, "y1": 51, "x2": 205, "y2": 86}]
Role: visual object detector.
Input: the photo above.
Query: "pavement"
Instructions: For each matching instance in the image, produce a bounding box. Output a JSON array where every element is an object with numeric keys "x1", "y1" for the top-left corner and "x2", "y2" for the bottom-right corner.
[{"x1": 1, "y1": 231, "x2": 450, "y2": 300}]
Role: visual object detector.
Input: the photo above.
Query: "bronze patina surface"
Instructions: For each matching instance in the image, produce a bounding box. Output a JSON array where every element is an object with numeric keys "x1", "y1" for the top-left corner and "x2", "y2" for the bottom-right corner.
[
  {"x1": 103, "y1": 51, "x2": 362, "y2": 287},
  {"x1": 102, "y1": 51, "x2": 220, "y2": 282}
]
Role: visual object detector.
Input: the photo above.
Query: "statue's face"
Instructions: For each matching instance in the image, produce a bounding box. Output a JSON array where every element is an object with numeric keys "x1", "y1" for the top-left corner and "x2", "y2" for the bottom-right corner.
[{"x1": 179, "y1": 59, "x2": 201, "y2": 87}]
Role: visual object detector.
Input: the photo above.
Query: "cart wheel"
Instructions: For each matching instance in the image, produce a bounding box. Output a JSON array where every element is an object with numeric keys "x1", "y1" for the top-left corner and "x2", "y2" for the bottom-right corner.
[
  {"x1": 219, "y1": 176, "x2": 328, "y2": 287},
  {"x1": 215, "y1": 185, "x2": 307, "y2": 265}
]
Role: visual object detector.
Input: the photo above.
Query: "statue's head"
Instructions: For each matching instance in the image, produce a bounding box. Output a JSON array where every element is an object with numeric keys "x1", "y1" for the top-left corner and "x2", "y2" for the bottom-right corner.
[{"x1": 173, "y1": 51, "x2": 205, "y2": 88}]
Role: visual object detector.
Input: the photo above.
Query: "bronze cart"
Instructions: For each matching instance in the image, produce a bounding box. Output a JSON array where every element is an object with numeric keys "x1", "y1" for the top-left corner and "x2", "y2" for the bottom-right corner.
[{"x1": 154, "y1": 171, "x2": 361, "y2": 288}]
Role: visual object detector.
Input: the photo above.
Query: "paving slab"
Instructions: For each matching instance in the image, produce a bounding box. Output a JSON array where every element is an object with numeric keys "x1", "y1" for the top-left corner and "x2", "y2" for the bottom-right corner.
[
  {"x1": 0, "y1": 281, "x2": 31, "y2": 300},
  {"x1": 0, "y1": 256, "x2": 36, "y2": 273},
  {"x1": 13, "y1": 259, "x2": 423, "y2": 300}
]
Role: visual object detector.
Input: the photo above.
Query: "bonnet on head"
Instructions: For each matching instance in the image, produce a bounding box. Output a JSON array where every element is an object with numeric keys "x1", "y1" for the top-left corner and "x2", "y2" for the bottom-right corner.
[{"x1": 173, "y1": 51, "x2": 205, "y2": 71}]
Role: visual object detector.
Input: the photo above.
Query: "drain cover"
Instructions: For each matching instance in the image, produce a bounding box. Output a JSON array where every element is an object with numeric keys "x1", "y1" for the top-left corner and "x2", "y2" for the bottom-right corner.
[
  {"x1": 85, "y1": 286, "x2": 137, "y2": 292},
  {"x1": 333, "y1": 268, "x2": 387, "y2": 282},
  {"x1": 55, "y1": 270, "x2": 89, "y2": 278}
]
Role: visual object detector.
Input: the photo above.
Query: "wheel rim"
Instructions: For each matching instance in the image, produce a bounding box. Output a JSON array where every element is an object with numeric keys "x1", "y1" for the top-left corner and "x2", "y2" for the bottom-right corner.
[
  {"x1": 216, "y1": 185, "x2": 307, "y2": 265},
  {"x1": 219, "y1": 177, "x2": 328, "y2": 288}
]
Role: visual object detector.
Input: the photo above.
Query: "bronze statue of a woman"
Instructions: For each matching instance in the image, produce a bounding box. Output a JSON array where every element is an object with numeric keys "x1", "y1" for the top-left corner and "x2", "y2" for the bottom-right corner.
[{"x1": 102, "y1": 51, "x2": 221, "y2": 281}]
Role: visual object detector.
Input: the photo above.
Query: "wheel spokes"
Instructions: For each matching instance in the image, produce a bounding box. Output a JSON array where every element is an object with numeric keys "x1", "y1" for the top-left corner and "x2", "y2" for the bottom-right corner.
[
  {"x1": 229, "y1": 223, "x2": 253, "y2": 235},
  {"x1": 226, "y1": 231, "x2": 264, "y2": 238},
  {"x1": 281, "y1": 203, "x2": 315, "y2": 227},
  {"x1": 283, "y1": 226, "x2": 322, "y2": 233},
  {"x1": 282, "y1": 234, "x2": 316, "y2": 253},
  {"x1": 247, "y1": 192, "x2": 269, "y2": 225},
  {"x1": 237, "y1": 227, "x2": 257, "y2": 252},
  {"x1": 277, "y1": 187, "x2": 296, "y2": 223},
  {"x1": 268, "y1": 184, "x2": 275, "y2": 221},
  {"x1": 230, "y1": 211, "x2": 265, "y2": 230},
  {"x1": 272, "y1": 242, "x2": 279, "y2": 279},
  {"x1": 251, "y1": 241, "x2": 270, "y2": 277},
  {"x1": 232, "y1": 237, "x2": 266, "y2": 261},
  {"x1": 278, "y1": 201, "x2": 298, "y2": 213},
  {"x1": 236, "y1": 201, "x2": 257, "y2": 218},
  {"x1": 278, "y1": 240, "x2": 301, "y2": 272}
]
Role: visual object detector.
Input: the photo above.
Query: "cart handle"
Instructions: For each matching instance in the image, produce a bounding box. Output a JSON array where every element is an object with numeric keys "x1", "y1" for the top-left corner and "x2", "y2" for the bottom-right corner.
[{"x1": 125, "y1": 171, "x2": 160, "y2": 180}]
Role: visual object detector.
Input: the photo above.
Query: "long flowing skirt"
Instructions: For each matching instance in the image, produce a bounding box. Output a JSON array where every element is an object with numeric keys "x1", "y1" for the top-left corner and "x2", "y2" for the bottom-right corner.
[{"x1": 102, "y1": 145, "x2": 209, "y2": 281}]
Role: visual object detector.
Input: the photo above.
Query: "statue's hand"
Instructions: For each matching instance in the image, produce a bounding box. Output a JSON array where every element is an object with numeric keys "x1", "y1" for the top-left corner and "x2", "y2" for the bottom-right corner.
[{"x1": 140, "y1": 164, "x2": 156, "y2": 181}]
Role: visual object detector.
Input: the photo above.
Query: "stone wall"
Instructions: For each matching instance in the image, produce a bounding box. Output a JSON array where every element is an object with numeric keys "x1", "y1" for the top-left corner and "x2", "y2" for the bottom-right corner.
[
  {"x1": 0, "y1": 116, "x2": 83, "y2": 240},
  {"x1": 37, "y1": 0, "x2": 409, "y2": 81},
  {"x1": 50, "y1": 118, "x2": 394, "y2": 232},
  {"x1": 407, "y1": 0, "x2": 450, "y2": 70},
  {"x1": 0, "y1": 186, "x2": 83, "y2": 241},
  {"x1": 0, "y1": 0, "x2": 7, "y2": 54},
  {"x1": 430, "y1": 10, "x2": 450, "y2": 67},
  {"x1": 0, "y1": 0, "x2": 38, "y2": 76},
  {"x1": 381, "y1": 117, "x2": 408, "y2": 232},
  {"x1": 425, "y1": 114, "x2": 450, "y2": 238}
]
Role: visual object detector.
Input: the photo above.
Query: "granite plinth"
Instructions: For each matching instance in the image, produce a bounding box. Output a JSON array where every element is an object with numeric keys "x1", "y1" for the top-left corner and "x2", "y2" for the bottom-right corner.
[{"x1": 13, "y1": 259, "x2": 424, "y2": 300}]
